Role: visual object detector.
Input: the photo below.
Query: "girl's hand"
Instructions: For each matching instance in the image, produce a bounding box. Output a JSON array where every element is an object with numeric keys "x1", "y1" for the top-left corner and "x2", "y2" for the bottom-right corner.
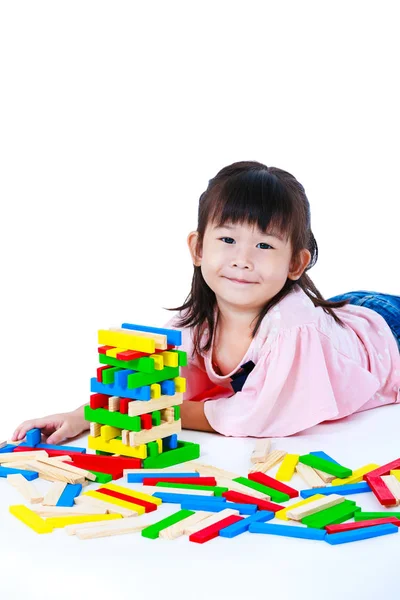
[{"x1": 11, "y1": 406, "x2": 89, "y2": 445}]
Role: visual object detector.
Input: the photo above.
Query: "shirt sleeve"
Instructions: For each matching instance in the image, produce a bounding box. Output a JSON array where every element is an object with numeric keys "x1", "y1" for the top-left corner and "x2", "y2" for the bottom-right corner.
[{"x1": 203, "y1": 323, "x2": 381, "y2": 437}]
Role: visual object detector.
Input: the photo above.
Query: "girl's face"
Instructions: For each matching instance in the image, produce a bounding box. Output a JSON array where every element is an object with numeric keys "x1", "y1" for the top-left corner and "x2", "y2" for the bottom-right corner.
[{"x1": 188, "y1": 220, "x2": 311, "y2": 314}]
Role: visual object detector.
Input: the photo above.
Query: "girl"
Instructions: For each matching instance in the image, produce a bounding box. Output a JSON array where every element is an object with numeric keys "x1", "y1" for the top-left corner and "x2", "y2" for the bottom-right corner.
[{"x1": 12, "y1": 161, "x2": 400, "y2": 443}]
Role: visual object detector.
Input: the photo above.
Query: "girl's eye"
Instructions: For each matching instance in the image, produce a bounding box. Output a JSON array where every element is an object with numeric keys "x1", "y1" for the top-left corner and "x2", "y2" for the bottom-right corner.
[
  {"x1": 257, "y1": 243, "x2": 273, "y2": 249},
  {"x1": 220, "y1": 237, "x2": 235, "y2": 244}
]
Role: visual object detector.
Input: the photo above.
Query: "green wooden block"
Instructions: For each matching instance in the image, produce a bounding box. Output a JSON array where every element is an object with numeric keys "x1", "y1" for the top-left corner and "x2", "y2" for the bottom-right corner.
[
  {"x1": 95, "y1": 450, "x2": 112, "y2": 456},
  {"x1": 302, "y1": 500, "x2": 360, "y2": 529},
  {"x1": 127, "y1": 366, "x2": 180, "y2": 389},
  {"x1": 233, "y1": 477, "x2": 290, "y2": 503},
  {"x1": 152, "y1": 410, "x2": 161, "y2": 426},
  {"x1": 141, "y1": 509, "x2": 194, "y2": 539},
  {"x1": 84, "y1": 406, "x2": 141, "y2": 432},
  {"x1": 102, "y1": 366, "x2": 122, "y2": 384},
  {"x1": 88, "y1": 470, "x2": 113, "y2": 483},
  {"x1": 354, "y1": 511, "x2": 400, "y2": 521},
  {"x1": 99, "y1": 353, "x2": 156, "y2": 373},
  {"x1": 147, "y1": 441, "x2": 159, "y2": 458},
  {"x1": 173, "y1": 349, "x2": 187, "y2": 367},
  {"x1": 298, "y1": 454, "x2": 352, "y2": 478},
  {"x1": 174, "y1": 405, "x2": 180, "y2": 420},
  {"x1": 155, "y1": 482, "x2": 228, "y2": 496},
  {"x1": 142, "y1": 440, "x2": 200, "y2": 469}
]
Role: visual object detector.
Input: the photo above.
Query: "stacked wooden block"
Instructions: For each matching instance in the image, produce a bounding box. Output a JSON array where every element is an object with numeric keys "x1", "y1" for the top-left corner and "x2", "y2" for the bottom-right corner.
[{"x1": 87, "y1": 323, "x2": 200, "y2": 468}]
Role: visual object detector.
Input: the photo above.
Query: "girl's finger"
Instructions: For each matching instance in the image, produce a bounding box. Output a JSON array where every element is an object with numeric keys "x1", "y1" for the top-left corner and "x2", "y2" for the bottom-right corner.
[{"x1": 46, "y1": 423, "x2": 69, "y2": 445}]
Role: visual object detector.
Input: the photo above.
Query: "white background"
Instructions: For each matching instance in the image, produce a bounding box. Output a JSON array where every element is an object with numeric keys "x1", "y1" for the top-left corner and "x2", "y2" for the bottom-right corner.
[{"x1": 0, "y1": 3, "x2": 399, "y2": 597}]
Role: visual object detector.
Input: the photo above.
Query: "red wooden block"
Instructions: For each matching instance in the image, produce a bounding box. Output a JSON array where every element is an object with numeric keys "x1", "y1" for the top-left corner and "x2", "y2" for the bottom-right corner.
[
  {"x1": 90, "y1": 393, "x2": 110, "y2": 409},
  {"x1": 189, "y1": 515, "x2": 243, "y2": 544},
  {"x1": 140, "y1": 414, "x2": 153, "y2": 430},
  {"x1": 326, "y1": 517, "x2": 400, "y2": 534},
  {"x1": 222, "y1": 490, "x2": 283, "y2": 512},
  {"x1": 116, "y1": 350, "x2": 148, "y2": 361},
  {"x1": 188, "y1": 385, "x2": 230, "y2": 403},
  {"x1": 98, "y1": 346, "x2": 115, "y2": 355},
  {"x1": 120, "y1": 398, "x2": 130, "y2": 414},
  {"x1": 97, "y1": 364, "x2": 114, "y2": 383},
  {"x1": 247, "y1": 471, "x2": 298, "y2": 498},
  {"x1": 96, "y1": 487, "x2": 158, "y2": 512},
  {"x1": 142, "y1": 477, "x2": 217, "y2": 486},
  {"x1": 363, "y1": 458, "x2": 400, "y2": 480},
  {"x1": 366, "y1": 475, "x2": 398, "y2": 507},
  {"x1": 70, "y1": 454, "x2": 141, "y2": 478}
]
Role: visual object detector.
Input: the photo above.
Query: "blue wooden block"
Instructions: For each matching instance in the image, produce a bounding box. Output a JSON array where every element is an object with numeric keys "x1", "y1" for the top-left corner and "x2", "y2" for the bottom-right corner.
[
  {"x1": 32, "y1": 443, "x2": 86, "y2": 453},
  {"x1": 309, "y1": 451, "x2": 341, "y2": 465},
  {"x1": 181, "y1": 500, "x2": 231, "y2": 512},
  {"x1": 161, "y1": 380, "x2": 175, "y2": 396},
  {"x1": 325, "y1": 523, "x2": 398, "y2": 545},
  {"x1": 56, "y1": 483, "x2": 83, "y2": 507},
  {"x1": 248, "y1": 522, "x2": 327, "y2": 540},
  {"x1": 114, "y1": 369, "x2": 134, "y2": 388},
  {"x1": 224, "y1": 502, "x2": 258, "y2": 515},
  {"x1": 121, "y1": 323, "x2": 182, "y2": 347},
  {"x1": 220, "y1": 510, "x2": 275, "y2": 538},
  {"x1": 26, "y1": 428, "x2": 41, "y2": 447},
  {"x1": 153, "y1": 492, "x2": 226, "y2": 504},
  {"x1": 162, "y1": 434, "x2": 178, "y2": 451},
  {"x1": 91, "y1": 377, "x2": 151, "y2": 401},
  {"x1": 127, "y1": 472, "x2": 200, "y2": 483},
  {"x1": 0, "y1": 466, "x2": 39, "y2": 480},
  {"x1": 0, "y1": 444, "x2": 19, "y2": 454},
  {"x1": 300, "y1": 482, "x2": 371, "y2": 499}
]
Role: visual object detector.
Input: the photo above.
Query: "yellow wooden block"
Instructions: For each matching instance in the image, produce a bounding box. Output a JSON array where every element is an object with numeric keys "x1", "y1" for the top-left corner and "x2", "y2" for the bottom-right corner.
[
  {"x1": 102, "y1": 482, "x2": 162, "y2": 506},
  {"x1": 100, "y1": 425, "x2": 121, "y2": 442},
  {"x1": 98, "y1": 330, "x2": 155, "y2": 354},
  {"x1": 275, "y1": 454, "x2": 299, "y2": 482},
  {"x1": 391, "y1": 470, "x2": 400, "y2": 482},
  {"x1": 10, "y1": 504, "x2": 53, "y2": 534},
  {"x1": 83, "y1": 490, "x2": 145, "y2": 514},
  {"x1": 105, "y1": 347, "x2": 125, "y2": 358},
  {"x1": 174, "y1": 376, "x2": 186, "y2": 393},
  {"x1": 150, "y1": 383, "x2": 161, "y2": 399},
  {"x1": 275, "y1": 494, "x2": 325, "y2": 521},
  {"x1": 161, "y1": 351, "x2": 179, "y2": 367},
  {"x1": 331, "y1": 463, "x2": 380, "y2": 486},
  {"x1": 150, "y1": 354, "x2": 164, "y2": 370},
  {"x1": 156, "y1": 438, "x2": 162, "y2": 453},
  {"x1": 87, "y1": 435, "x2": 147, "y2": 459},
  {"x1": 45, "y1": 514, "x2": 122, "y2": 528}
]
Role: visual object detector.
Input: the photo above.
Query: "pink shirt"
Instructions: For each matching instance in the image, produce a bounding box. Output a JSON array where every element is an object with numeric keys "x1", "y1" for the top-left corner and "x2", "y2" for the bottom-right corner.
[{"x1": 164, "y1": 286, "x2": 400, "y2": 437}]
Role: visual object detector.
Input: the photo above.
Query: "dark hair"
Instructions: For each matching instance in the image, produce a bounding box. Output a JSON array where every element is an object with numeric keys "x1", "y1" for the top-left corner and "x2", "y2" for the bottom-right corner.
[{"x1": 167, "y1": 160, "x2": 350, "y2": 356}]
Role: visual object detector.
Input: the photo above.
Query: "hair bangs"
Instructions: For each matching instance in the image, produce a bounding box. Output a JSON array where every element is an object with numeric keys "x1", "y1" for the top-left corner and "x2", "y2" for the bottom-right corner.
[{"x1": 206, "y1": 170, "x2": 294, "y2": 244}]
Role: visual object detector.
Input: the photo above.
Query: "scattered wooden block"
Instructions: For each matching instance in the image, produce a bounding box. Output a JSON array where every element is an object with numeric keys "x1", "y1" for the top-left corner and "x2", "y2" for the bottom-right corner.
[
  {"x1": 159, "y1": 511, "x2": 211, "y2": 540},
  {"x1": 9, "y1": 504, "x2": 53, "y2": 534},
  {"x1": 7, "y1": 473, "x2": 44, "y2": 504},
  {"x1": 275, "y1": 454, "x2": 299, "y2": 482},
  {"x1": 36, "y1": 457, "x2": 96, "y2": 482},
  {"x1": 0, "y1": 451, "x2": 48, "y2": 464},
  {"x1": 250, "y1": 439, "x2": 271, "y2": 464},
  {"x1": 183, "y1": 508, "x2": 240, "y2": 535},
  {"x1": 249, "y1": 450, "x2": 287, "y2": 473},
  {"x1": 286, "y1": 494, "x2": 346, "y2": 521},
  {"x1": 75, "y1": 517, "x2": 146, "y2": 539},
  {"x1": 382, "y1": 475, "x2": 400, "y2": 505},
  {"x1": 74, "y1": 495, "x2": 138, "y2": 517},
  {"x1": 295, "y1": 463, "x2": 326, "y2": 488},
  {"x1": 43, "y1": 482, "x2": 67, "y2": 506}
]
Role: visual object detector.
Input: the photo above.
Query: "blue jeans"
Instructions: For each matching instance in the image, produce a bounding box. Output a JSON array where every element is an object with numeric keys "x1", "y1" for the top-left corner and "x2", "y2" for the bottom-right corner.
[{"x1": 327, "y1": 290, "x2": 400, "y2": 352}]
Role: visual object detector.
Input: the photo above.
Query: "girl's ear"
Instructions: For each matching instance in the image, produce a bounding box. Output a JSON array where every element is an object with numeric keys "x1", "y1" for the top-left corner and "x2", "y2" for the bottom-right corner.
[
  {"x1": 187, "y1": 231, "x2": 202, "y2": 266},
  {"x1": 288, "y1": 249, "x2": 311, "y2": 280}
]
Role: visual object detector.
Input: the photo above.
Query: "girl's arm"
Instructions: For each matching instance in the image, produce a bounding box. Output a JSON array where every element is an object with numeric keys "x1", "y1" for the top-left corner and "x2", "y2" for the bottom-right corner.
[{"x1": 180, "y1": 400, "x2": 217, "y2": 433}]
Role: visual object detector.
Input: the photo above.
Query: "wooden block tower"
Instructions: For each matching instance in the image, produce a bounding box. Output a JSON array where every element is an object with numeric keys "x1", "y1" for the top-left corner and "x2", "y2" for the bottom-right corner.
[{"x1": 86, "y1": 323, "x2": 200, "y2": 469}]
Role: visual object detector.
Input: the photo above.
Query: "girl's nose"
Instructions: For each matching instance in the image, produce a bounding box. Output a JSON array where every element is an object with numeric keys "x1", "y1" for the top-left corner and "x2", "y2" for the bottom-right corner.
[{"x1": 230, "y1": 254, "x2": 253, "y2": 269}]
